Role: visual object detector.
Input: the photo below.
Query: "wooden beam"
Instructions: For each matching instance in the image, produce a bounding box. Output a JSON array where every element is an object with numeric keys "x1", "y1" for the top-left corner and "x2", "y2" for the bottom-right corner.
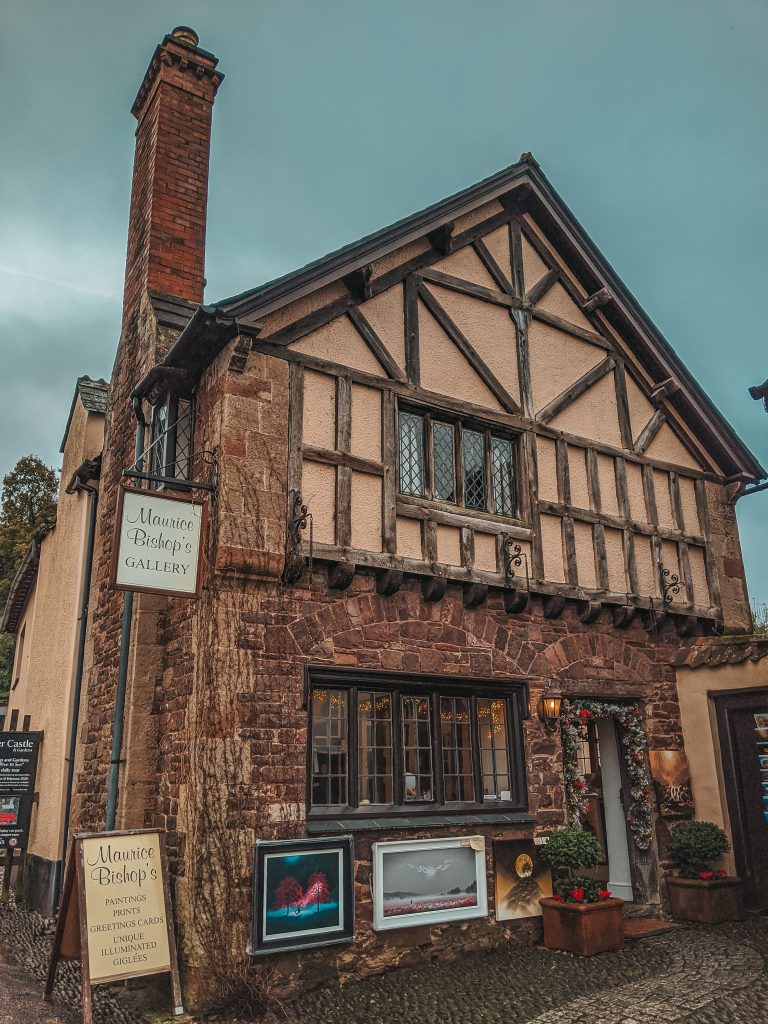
[
  {"x1": 302, "y1": 445, "x2": 384, "y2": 477},
  {"x1": 419, "y1": 268, "x2": 514, "y2": 309},
  {"x1": 538, "y1": 499, "x2": 705, "y2": 546},
  {"x1": 347, "y1": 306, "x2": 407, "y2": 382},
  {"x1": 463, "y1": 582, "x2": 488, "y2": 609},
  {"x1": 583, "y1": 287, "x2": 611, "y2": 313},
  {"x1": 536, "y1": 356, "x2": 615, "y2": 425},
  {"x1": 376, "y1": 568, "x2": 403, "y2": 596},
  {"x1": 635, "y1": 410, "x2": 665, "y2": 455},
  {"x1": 677, "y1": 539, "x2": 695, "y2": 605},
  {"x1": 668, "y1": 472, "x2": 684, "y2": 531},
  {"x1": 472, "y1": 238, "x2": 514, "y2": 295},
  {"x1": 612, "y1": 606, "x2": 635, "y2": 629},
  {"x1": 529, "y1": 307, "x2": 613, "y2": 350},
  {"x1": 650, "y1": 377, "x2": 680, "y2": 402},
  {"x1": 328, "y1": 561, "x2": 355, "y2": 591},
  {"x1": 381, "y1": 390, "x2": 397, "y2": 554},
  {"x1": 562, "y1": 516, "x2": 578, "y2": 586},
  {"x1": 613, "y1": 358, "x2": 633, "y2": 450},
  {"x1": 395, "y1": 497, "x2": 531, "y2": 539},
  {"x1": 404, "y1": 276, "x2": 420, "y2": 386},
  {"x1": 418, "y1": 283, "x2": 522, "y2": 415},
  {"x1": 335, "y1": 377, "x2": 352, "y2": 548},
  {"x1": 522, "y1": 431, "x2": 544, "y2": 579},
  {"x1": 526, "y1": 267, "x2": 559, "y2": 306},
  {"x1": 427, "y1": 221, "x2": 455, "y2": 255},
  {"x1": 555, "y1": 438, "x2": 572, "y2": 505},
  {"x1": 614, "y1": 457, "x2": 639, "y2": 595},
  {"x1": 585, "y1": 448, "x2": 602, "y2": 512},
  {"x1": 508, "y1": 218, "x2": 525, "y2": 299},
  {"x1": 593, "y1": 523, "x2": 609, "y2": 590},
  {"x1": 286, "y1": 363, "x2": 304, "y2": 502},
  {"x1": 577, "y1": 600, "x2": 602, "y2": 624},
  {"x1": 421, "y1": 574, "x2": 447, "y2": 602},
  {"x1": 342, "y1": 264, "x2": 373, "y2": 302},
  {"x1": 460, "y1": 526, "x2": 474, "y2": 569},
  {"x1": 511, "y1": 308, "x2": 534, "y2": 419},
  {"x1": 542, "y1": 594, "x2": 566, "y2": 619},
  {"x1": 504, "y1": 589, "x2": 529, "y2": 614},
  {"x1": 263, "y1": 295, "x2": 354, "y2": 346},
  {"x1": 641, "y1": 463, "x2": 659, "y2": 526}
]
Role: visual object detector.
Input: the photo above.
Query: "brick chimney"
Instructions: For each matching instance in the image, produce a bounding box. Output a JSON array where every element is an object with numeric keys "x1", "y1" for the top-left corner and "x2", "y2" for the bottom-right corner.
[{"x1": 123, "y1": 27, "x2": 223, "y2": 328}]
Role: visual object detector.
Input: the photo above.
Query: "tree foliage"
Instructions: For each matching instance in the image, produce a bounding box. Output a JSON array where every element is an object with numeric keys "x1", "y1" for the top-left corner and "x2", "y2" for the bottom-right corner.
[
  {"x1": 0, "y1": 455, "x2": 58, "y2": 698},
  {"x1": 273, "y1": 876, "x2": 302, "y2": 914}
]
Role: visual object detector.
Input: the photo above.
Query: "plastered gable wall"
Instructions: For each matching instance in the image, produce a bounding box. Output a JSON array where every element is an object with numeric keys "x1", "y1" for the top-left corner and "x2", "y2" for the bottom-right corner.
[{"x1": 251, "y1": 201, "x2": 736, "y2": 623}]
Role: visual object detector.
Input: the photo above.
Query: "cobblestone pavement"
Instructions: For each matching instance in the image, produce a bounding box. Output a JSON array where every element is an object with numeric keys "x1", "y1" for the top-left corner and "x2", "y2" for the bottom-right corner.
[{"x1": 298, "y1": 916, "x2": 768, "y2": 1024}]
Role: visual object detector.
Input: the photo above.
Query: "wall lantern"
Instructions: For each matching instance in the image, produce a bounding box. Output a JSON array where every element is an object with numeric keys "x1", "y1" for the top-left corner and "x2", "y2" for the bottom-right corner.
[{"x1": 535, "y1": 684, "x2": 563, "y2": 733}]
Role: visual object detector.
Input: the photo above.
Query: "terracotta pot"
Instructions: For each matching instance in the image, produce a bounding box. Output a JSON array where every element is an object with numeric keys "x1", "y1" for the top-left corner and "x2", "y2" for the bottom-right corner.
[
  {"x1": 666, "y1": 876, "x2": 745, "y2": 924},
  {"x1": 539, "y1": 897, "x2": 625, "y2": 956}
]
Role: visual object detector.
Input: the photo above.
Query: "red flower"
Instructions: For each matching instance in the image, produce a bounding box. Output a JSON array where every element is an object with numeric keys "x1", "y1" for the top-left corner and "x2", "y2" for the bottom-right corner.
[
  {"x1": 716, "y1": 870, "x2": 727, "y2": 879},
  {"x1": 570, "y1": 888, "x2": 584, "y2": 901},
  {"x1": 573, "y1": 780, "x2": 586, "y2": 790},
  {"x1": 578, "y1": 708, "x2": 592, "y2": 721},
  {"x1": 598, "y1": 890, "x2": 612, "y2": 900},
  {"x1": 699, "y1": 871, "x2": 713, "y2": 880}
]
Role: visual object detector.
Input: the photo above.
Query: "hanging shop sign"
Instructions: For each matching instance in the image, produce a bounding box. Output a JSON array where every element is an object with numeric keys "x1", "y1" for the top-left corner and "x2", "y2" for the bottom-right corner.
[
  {"x1": 0, "y1": 793, "x2": 34, "y2": 850},
  {"x1": 110, "y1": 485, "x2": 207, "y2": 598},
  {"x1": 371, "y1": 835, "x2": 488, "y2": 931},
  {"x1": 0, "y1": 731, "x2": 42, "y2": 794},
  {"x1": 248, "y1": 836, "x2": 355, "y2": 956},
  {"x1": 45, "y1": 829, "x2": 183, "y2": 1024}
]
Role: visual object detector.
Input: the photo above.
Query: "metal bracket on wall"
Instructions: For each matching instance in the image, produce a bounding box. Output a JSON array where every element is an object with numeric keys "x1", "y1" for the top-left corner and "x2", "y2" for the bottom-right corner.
[
  {"x1": 284, "y1": 491, "x2": 313, "y2": 584},
  {"x1": 503, "y1": 536, "x2": 529, "y2": 590},
  {"x1": 658, "y1": 562, "x2": 681, "y2": 605}
]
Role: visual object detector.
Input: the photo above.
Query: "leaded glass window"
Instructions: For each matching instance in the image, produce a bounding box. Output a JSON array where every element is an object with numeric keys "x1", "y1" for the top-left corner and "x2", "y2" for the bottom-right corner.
[
  {"x1": 462, "y1": 429, "x2": 486, "y2": 511},
  {"x1": 148, "y1": 395, "x2": 194, "y2": 487},
  {"x1": 398, "y1": 408, "x2": 518, "y2": 519},
  {"x1": 358, "y1": 691, "x2": 393, "y2": 805},
  {"x1": 441, "y1": 697, "x2": 474, "y2": 802},
  {"x1": 399, "y1": 411, "x2": 426, "y2": 496},
  {"x1": 402, "y1": 695, "x2": 433, "y2": 801},
  {"x1": 477, "y1": 697, "x2": 511, "y2": 800},
  {"x1": 491, "y1": 436, "x2": 516, "y2": 516},
  {"x1": 432, "y1": 421, "x2": 455, "y2": 502}
]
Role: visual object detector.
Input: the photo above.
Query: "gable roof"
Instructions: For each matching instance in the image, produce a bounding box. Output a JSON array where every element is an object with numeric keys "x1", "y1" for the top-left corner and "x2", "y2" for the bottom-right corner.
[
  {"x1": 1, "y1": 534, "x2": 45, "y2": 633},
  {"x1": 60, "y1": 376, "x2": 109, "y2": 454},
  {"x1": 145, "y1": 155, "x2": 764, "y2": 481}
]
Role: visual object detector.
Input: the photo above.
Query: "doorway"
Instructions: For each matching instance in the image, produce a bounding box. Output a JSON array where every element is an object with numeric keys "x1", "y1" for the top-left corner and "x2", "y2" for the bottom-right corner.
[
  {"x1": 714, "y1": 689, "x2": 768, "y2": 910},
  {"x1": 576, "y1": 719, "x2": 634, "y2": 901}
]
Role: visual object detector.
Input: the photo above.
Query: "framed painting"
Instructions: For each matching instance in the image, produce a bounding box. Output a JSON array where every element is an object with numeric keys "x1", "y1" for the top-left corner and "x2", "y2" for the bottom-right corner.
[
  {"x1": 372, "y1": 836, "x2": 488, "y2": 931},
  {"x1": 493, "y1": 838, "x2": 552, "y2": 920},
  {"x1": 248, "y1": 836, "x2": 355, "y2": 955}
]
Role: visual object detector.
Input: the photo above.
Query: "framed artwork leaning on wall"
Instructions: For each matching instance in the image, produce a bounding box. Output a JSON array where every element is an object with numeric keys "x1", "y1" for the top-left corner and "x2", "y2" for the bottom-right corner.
[
  {"x1": 372, "y1": 835, "x2": 488, "y2": 931},
  {"x1": 248, "y1": 835, "x2": 355, "y2": 955}
]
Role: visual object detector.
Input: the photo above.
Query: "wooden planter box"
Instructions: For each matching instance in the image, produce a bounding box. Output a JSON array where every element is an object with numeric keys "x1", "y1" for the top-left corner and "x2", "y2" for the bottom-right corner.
[
  {"x1": 667, "y1": 876, "x2": 745, "y2": 924},
  {"x1": 539, "y1": 897, "x2": 625, "y2": 956}
]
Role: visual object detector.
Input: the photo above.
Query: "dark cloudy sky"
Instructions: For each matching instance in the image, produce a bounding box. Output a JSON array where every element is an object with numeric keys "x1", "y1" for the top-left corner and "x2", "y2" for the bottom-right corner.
[{"x1": 3, "y1": 1, "x2": 767, "y2": 602}]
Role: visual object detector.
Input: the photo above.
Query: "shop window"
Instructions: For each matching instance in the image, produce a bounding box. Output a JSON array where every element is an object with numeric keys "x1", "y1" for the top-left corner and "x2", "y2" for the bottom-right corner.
[
  {"x1": 398, "y1": 408, "x2": 518, "y2": 518},
  {"x1": 308, "y1": 674, "x2": 527, "y2": 816},
  {"x1": 148, "y1": 396, "x2": 194, "y2": 486}
]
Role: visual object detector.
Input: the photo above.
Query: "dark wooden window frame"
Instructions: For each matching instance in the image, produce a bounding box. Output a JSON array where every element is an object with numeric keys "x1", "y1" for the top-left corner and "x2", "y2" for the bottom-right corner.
[
  {"x1": 397, "y1": 402, "x2": 521, "y2": 520},
  {"x1": 149, "y1": 394, "x2": 195, "y2": 487},
  {"x1": 306, "y1": 667, "x2": 529, "y2": 821}
]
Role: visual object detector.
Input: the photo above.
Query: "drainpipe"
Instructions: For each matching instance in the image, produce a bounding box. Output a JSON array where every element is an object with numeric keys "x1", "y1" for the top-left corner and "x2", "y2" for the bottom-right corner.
[
  {"x1": 105, "y1": 397, "x2": 146, "y2": 831},
  {"x1": 53, "y1": 466, "x2": 99, "y2": 911}
]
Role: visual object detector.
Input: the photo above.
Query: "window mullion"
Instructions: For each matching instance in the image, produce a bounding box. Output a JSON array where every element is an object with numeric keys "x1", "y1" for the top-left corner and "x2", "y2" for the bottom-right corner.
[
  {"x1": 455, "y1": 425, "x2": 465, "y2": 506},
  {"x1": 470, "y1": 694, "x2": 482, "y2": 805},
  {"x1": 392, "y1": 690, "x2": 405, "y2": 807},
  {"x1": 432, "y1": 692, "x2": 445, "y2": 806},
  {"x1": 165, "y1": 396, "x2": 179, "y2": 478},
  {"x1": 507, "y1": 696, "x2": 522, "y2": 806},
  {"x1": 349, "y1": 686, "x2": 359, "y2": 809},
  {"x1": 425, "y1": 413, "x2": 435, "y2": 500},
  {"x1": 484, "y1": 428, "x2": 494, "y2": 513}
]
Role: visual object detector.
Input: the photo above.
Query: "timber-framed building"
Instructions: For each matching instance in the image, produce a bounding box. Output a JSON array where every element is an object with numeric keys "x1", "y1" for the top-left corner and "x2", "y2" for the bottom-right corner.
[{"x1": 62, "y1": 27, "x2": 765, "y2": 999}]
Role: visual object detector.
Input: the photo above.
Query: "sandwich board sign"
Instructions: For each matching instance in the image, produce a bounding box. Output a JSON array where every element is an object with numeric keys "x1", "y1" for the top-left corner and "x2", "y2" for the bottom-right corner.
[
  {"x1": 45, "y1": 829, "x2": 183, "y2": 1022},
  {"x1": 110, "y1": 484, "x2": 207, "y2": 598}
]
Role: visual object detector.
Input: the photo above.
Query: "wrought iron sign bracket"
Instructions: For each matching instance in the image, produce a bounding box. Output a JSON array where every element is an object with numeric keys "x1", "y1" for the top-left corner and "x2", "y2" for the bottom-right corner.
[
  {"x1": 658, "y1": 561, "x2": 681, "y2": 605},
  {"x1": 503, "y1": 537, "x2": 529, "y2": 590}
]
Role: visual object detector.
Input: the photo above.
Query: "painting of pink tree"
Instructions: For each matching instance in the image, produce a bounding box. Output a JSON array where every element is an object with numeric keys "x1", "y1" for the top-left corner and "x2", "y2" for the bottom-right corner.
[
  {"x1": 264, "y1": 850, "x2": 342, "y2": 940},
  {"x1": 273, "y1": 876, "x2": 303, "y2": 915}
]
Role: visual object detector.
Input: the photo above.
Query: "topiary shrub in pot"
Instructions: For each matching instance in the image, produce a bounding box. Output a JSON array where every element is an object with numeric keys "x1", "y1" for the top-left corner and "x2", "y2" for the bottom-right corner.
[
  {"x1": 538, "y1": 828, "x2": 624, "y2": 955},
  {"x1": 666, "y1": 821, "x2": 744, "y2": 924}
]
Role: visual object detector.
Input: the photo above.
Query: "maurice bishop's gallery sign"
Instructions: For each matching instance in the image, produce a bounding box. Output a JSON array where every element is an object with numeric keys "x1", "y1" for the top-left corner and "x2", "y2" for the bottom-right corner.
[{"x1": 111, "y1": 485, "x2": 207, "y2": 598}]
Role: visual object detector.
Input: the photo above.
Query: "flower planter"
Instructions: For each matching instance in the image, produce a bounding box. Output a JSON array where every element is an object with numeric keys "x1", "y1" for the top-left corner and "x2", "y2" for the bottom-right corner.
[
  {"x1": 539, "y1": 898, "x2": 625, "y2": 956},
  {"x1": 666, "y1": 876, "x2": 745, "y2": 924}
]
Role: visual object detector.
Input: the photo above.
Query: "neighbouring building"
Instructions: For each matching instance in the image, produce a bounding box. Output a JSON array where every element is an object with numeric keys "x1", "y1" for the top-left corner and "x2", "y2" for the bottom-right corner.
[
  {"x1": 1, "y1": 376, "x2": 107, "y2": 914},
  {"x1": 64, "y1": 27, "x2": 765, "y2": 1002}
]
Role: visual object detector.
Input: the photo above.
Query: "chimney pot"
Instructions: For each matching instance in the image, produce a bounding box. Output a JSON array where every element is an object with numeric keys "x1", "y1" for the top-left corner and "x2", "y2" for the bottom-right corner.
[{"x1": 171, "y1": 26, "x2": 200, "y2": 48}]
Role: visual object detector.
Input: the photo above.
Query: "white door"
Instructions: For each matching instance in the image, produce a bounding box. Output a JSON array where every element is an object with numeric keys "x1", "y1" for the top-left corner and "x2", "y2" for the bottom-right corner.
[{"x1": 596, "y1": 718, "x2": 634, "y2": 901}]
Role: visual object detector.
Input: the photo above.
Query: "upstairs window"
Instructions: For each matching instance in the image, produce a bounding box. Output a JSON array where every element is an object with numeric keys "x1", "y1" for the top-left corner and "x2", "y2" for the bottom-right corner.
[
  {"x1": 398, "y1": 408, "x2": 519, "y2": 518},
  {"x1": 148, "y1": 396, "x2": 194, "y2": 486}
]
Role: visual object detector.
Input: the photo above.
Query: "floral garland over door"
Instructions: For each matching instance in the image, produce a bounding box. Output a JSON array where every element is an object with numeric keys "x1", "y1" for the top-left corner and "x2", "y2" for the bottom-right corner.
[{"x1": 560, "y1": 698, "x2": 654, "y2": 850}]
